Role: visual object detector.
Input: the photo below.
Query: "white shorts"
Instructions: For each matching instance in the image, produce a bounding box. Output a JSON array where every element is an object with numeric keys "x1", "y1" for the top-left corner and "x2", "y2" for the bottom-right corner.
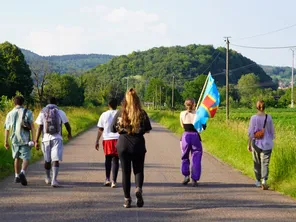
[{"x1": 42, "y1": 139, "x2": 63, "y2": 162}]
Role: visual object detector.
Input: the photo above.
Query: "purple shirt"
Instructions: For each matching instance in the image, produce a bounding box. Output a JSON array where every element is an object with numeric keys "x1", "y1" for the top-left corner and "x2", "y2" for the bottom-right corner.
[{"x1": 248, "y1": 114, "x2": 275, "y2": 150}]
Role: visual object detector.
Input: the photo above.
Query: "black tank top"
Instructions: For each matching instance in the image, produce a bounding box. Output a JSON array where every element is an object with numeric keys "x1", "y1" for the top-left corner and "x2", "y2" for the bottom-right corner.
[{"x1": 183, "y1": 124, "x2": 197, "y2": 132}]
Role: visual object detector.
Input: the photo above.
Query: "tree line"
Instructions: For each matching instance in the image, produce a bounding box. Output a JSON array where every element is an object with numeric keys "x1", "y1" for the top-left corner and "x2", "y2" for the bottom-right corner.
[{"x1": 0, "y1": 41, "x2": 294, "y2": 109}]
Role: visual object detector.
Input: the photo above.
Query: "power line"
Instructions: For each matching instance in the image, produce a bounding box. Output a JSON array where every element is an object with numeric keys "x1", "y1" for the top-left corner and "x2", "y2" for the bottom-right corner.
[
  {"x1": 231, "y1": 43, "x2": 296, "y2": 50},
  {"x1": 233, "y1": 23, "x2": 296, "y2": 41}
]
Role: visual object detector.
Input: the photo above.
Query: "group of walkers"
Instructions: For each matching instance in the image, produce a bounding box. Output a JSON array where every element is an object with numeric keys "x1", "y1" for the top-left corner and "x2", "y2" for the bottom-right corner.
[
  {"x1": 4, "y1": 88, "x2": 275, "y2": 209},
  {"x1": 180, "y1": 98, "x2": 275, "y2": 190},
  {"x1": 4, "y1": 96, "x2": 72, "y2": 187}
]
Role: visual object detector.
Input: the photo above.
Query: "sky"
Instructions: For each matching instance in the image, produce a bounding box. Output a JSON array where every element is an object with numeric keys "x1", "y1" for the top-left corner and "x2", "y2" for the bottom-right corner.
[{"x1": 1, "y1": 0, "x2": 296, "y2": 67}]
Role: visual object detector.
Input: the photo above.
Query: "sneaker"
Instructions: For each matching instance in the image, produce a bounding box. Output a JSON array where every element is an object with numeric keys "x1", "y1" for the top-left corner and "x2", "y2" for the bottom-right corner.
[
  {"x1": 45, "y1": 177, "x2": 51, "y2": 185},
  {"x1": 111, "y1": 182, "x2": 116, "y2": 188},
  {"x1": 262, "y1": 179, "x2": 269, "y2": 190},
  {"x1": 123, "y1": 198, "x2": 132, "y2": 208},
  {"x1": 51, "y1": 180, "x2": 60, "y2": 188},
  {"x1": 103, "y1": 179, "x2": 111, "y2": 186},
  {"x1": 19, "y1": 172, "x2": 27, "y2": 186},
  {"x1": 135, "y1": 188, "x2": 144, "y2": 207},
  {"x1": 14, "y1": 177, "x2": 20, "y2": 183},
  {"x1": 255, "y1": 180, "x2": 261, "y2": 187},
  {"x1": 182, "y1": 176, "x2": 190, "y2": 185},
  {"x1": 192, "y1": 180, "x2": 198, "y2": 187}
]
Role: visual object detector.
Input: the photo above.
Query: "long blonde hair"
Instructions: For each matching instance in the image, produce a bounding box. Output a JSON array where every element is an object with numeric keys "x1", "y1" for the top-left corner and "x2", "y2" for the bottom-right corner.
[{"x1": 121, "y1": 88, "x2": 142, "y2": 134}]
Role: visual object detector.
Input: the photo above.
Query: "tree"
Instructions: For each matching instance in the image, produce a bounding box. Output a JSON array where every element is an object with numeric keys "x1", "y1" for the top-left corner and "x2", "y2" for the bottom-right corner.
[
  {"x1": 0, "y1": 42, "x2": 33, "y2": 98},
  {"x1": 44, "y1": 73, "x2": 84, "y2": 106},
  {"x1": 182, "y1": 74, "x2": 207, "y2": 102},
  {"x1": 30, "y1": 59, "x2": 50, "y2": 106},
  {"x1": 237, "y1": 73, "x2": 260, "y2": 108}
]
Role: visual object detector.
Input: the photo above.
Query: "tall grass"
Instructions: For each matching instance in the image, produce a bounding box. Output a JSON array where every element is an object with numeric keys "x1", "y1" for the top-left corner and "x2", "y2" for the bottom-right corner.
[
  {"x1": 148, "y1": 108, "x2": 296, "y2": 198},
  {"x1": 0, "y1": 106, "x2": 104, "y2": 180}
]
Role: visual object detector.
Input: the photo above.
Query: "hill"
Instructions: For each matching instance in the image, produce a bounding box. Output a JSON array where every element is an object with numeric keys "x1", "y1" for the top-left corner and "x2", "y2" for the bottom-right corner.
[
  {"x1": 21, "y1": 49, "x2": 114, "y2": 74},
  {"x1": 85, "y1": 44, "x2": 275, "y2": 88},
  {"x1": 261, "y1": 65, "x2": 295, "y2": 88}
]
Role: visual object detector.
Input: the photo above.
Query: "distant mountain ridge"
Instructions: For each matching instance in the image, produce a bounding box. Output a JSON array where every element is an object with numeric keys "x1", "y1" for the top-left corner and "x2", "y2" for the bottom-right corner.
[
  {"x1": 21, "y1": 49, "x2": 114, "y2": 74},
  {"x1": 261, "y1": 65, "x2": 295, "y2": 88}
]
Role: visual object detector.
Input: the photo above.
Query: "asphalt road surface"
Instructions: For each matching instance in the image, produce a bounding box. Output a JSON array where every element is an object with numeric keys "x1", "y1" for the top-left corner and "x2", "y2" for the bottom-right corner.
[{"x1": 0, "y1": 121, "x2": 295, "y2": 222}]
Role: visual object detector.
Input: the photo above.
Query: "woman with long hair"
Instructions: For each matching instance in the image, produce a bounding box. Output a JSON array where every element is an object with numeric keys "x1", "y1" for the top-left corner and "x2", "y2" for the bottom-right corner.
[
  {"x1": 248, "y1": 100, "x2": 275, "y2": 190},
  {"x1": 180, "y1": 98, "x2": 203, "y2": 187},
  {"x1": 111, "y1": 88, "x2": 152, "y2": 208}
]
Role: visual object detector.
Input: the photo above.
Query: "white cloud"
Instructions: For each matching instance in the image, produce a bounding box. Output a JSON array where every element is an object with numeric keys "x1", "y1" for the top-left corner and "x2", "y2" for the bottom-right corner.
[
  {"x1": 28, "y1": 6, "x2": 170, "y2": 56},
  {"x1": 104, "y1": 7, "x2": 159, "y2": 24},
  {"x1": 28, "y1": 25, "x2": 83, "y2": 55}
]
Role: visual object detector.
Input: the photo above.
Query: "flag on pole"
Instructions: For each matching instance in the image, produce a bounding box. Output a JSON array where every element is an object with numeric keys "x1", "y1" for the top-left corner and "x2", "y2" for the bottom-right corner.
[{"x1": 193, "y1": 73, "x2": 220, "y2": 132}]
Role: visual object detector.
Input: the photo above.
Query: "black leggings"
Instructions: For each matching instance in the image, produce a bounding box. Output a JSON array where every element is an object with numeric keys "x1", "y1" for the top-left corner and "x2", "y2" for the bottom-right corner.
[
  {"x1": 105, "y1": 155, "x2": 119, "y2": 182},
  {"x1": 119, "y1": 151, "x2": 145, "y2": 198}
]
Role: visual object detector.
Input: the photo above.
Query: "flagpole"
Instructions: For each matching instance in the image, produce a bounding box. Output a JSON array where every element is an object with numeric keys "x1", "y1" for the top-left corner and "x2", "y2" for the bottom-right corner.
[{"x1": 196, "y1": 72, "x2": 210, "y2": 110}]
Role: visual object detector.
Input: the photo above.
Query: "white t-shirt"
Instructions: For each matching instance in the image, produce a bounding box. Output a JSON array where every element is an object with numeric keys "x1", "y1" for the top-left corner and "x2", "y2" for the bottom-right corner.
[
  {"x1": 35, "y1": 108, "x2": 69, "y2": 142},
  {"x1": 97, "y1": 110, "x2": 119, "y2": 140}
]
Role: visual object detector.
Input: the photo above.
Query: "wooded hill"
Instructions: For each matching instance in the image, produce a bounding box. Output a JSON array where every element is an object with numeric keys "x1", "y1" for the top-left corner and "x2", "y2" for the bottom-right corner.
[
  {"x1": 85, "y1": 44, "x2": 276, "y2": 89},
  {"x1": 21, "y1": 49, "x2": 114, "y2": 74},
  {"x1": 261, "y1": 65, "x2": 296, "y2": 88}
]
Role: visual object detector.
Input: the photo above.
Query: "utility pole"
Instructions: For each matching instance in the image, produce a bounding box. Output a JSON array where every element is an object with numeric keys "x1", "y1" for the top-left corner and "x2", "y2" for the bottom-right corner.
[
  {"x1": 291, "y1": 48, "x2": 295, "y2": 108},
  {"x1": 155, "y1": 85, "x2": 158, "y2": 110},
  {"x1": 160, "y1": 86, "x2": 162, "y2": 108},
  {"x1": 224, "y1": 37, "x2": 231, "y2": 121},
  {"x1": 172, "y1": 75, "x2": 175, "y2": 110}
]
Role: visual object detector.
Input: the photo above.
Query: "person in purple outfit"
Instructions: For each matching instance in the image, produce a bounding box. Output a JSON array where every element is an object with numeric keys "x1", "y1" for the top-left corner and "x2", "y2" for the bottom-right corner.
[
  {"x1": 248, "y1": 100, "x2": 275, "y2": 190},
  {"x1": 179, "y1": 98, "x2": 203, "y2": 187}
]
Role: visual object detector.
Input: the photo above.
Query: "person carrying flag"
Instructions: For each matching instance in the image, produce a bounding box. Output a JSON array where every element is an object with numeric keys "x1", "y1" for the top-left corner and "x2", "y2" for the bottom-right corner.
[{"x1": 180, "y1": 98, "x2": 203, "y2": 187}]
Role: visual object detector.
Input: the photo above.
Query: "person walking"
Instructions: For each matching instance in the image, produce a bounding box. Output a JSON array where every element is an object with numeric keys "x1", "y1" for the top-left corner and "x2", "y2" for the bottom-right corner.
[
  {"x1": 4, "y1": 96, "x2": 36, "y2": 186},
  {"x1": 95, "y1": 98, "x2": 120, "y2": 188},
  {"x1": 180, "y1": 98, "x2": 203, "y2": 187},
  {"x1": 248, "y1": 100, "x2": 275, "y2": 190},
  {"x1": 111, "y1": 88, "x2": 152, "y2": 208},
  {"x1": 35, "y1": 96, "x2": 72, "y2": 187}
]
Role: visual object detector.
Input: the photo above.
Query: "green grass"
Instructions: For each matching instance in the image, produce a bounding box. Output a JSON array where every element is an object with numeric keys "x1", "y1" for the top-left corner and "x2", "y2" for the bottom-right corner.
[
  {"x1": 148, "y1": 108, "x2": 296, "y2": 198},
  {"x1": 0, "y1": 106, "x2": 104, "y2": 181}
]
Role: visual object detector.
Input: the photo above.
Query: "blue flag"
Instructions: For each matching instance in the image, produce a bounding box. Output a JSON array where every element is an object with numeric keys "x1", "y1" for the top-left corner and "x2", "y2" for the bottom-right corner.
[{"x1": 193, "y1": 74, "x2": 220, "y2": 132}]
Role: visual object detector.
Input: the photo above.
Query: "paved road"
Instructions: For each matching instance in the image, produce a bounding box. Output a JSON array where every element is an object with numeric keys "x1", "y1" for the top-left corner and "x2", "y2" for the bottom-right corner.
[{"x1": 0, "y1": 121, "x2": 295, "y2": 222}]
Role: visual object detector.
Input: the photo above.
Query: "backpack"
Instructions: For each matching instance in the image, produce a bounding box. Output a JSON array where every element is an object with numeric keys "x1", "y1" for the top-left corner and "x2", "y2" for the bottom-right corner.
[
  {"x1": 43, "y1": 106, "x2": 61, "y2": 135},
  {"x1": 21, "y1": 108, "x2": 31, "y2": 131}
]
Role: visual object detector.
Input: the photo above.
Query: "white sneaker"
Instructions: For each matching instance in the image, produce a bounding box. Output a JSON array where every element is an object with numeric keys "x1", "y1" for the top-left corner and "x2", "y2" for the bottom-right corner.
[
  {"x1": 111, "y1": 182, "x2": 116, "y2": 188},
  {"x1": 262, "y1": 179, "x2": 268, "y2": 190},
  {"x1": 103, "y1": 180, "x2": 111, "y2": 186},
  {"x1": 255, "y1": 180, "x2": 261, "y2": 187},
  {"x1": 45, "y1": 177, "x2": 51, "y2": 185},
  {"x1": 51, "y1": 180, "x2": 60, "y2": 188}
]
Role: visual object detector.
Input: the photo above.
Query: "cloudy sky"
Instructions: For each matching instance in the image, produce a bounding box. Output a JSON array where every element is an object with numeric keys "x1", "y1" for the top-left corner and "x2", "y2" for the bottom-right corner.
[{"x1": 1, "y1": 0, "x2": 296, "y2": 66}]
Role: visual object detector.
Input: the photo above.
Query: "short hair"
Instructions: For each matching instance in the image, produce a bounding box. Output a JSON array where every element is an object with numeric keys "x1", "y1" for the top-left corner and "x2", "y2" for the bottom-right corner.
[
  {"x1": 14, "y1": 96, "x2": 24, "y2": 106},
  {"x1": 48, "y1": 96, "x2": 57, "y2": 105},
  {"x1": 108, "y1": 98, "x2": 117, "y2": 110},
  {"x1": 256, "y1": 100, "x2": 265, "y2": 111}
]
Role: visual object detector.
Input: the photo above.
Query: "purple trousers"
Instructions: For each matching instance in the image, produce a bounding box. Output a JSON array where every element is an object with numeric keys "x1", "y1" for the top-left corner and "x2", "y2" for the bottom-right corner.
[{"x1": 181, "y1": 132, "x2": 203, "y2": 181}]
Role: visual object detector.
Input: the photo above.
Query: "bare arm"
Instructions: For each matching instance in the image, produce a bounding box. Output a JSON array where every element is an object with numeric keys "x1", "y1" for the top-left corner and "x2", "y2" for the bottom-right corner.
[
  {"x1": 30, "y1": 123, "x2": 36, "y2": 144},
  {"x1": 95, "y1": 128, "x2": 103, "y2": 151},
  {"x1": 64, "y1": 122, "x2": 72, "y2": 139},
  {"x1": 35, "y1": 125, "x2": 43, "y2": 150},
  {"x1": 4, "y1": 130, "x2": 9, "y2": 150}
]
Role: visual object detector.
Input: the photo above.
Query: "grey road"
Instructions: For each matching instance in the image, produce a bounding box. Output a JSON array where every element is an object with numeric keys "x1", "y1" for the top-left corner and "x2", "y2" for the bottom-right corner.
[{"x1": 0, "y1": 121, "x2": 295, "y2": 222}]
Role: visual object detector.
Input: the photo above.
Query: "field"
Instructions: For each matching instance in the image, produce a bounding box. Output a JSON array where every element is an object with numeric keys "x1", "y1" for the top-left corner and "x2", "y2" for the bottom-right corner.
[
  {"x1": 0, "y1": 106, "x2": 104, "y2": 180},
  {"x1": 148, "y1": 108, "x2": 296, "y2": 198}
]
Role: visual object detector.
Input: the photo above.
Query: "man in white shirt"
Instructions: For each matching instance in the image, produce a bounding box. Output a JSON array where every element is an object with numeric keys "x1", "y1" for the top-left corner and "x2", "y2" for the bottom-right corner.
[
  {"x1": 95, "y1": 98, "x2": 119, "y2": 188},
  {"x1": 35, "y1": 96, "x2": 72, "y2": 187}
]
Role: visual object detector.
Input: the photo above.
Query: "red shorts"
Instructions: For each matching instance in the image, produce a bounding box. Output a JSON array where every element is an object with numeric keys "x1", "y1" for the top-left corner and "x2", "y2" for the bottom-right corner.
[{"x1": 103, "y1": 139, "x2": 118, "y2": 156}]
